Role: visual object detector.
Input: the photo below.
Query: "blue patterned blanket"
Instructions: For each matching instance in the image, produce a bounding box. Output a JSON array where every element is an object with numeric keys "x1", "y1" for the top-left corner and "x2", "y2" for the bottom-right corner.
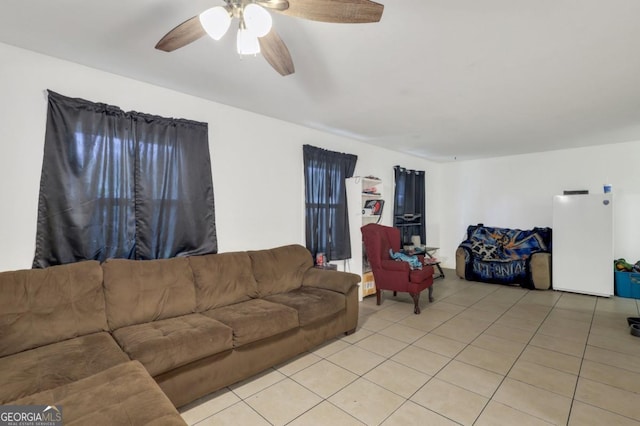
[{"x1": 459, "y1": 224, "x2": 552, "y2": 288}]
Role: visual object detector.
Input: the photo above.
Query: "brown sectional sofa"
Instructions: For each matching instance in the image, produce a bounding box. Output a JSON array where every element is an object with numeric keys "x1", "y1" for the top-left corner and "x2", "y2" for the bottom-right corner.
[{"x1": 0, "y1": 244, "x2": 360, "y2": 424}]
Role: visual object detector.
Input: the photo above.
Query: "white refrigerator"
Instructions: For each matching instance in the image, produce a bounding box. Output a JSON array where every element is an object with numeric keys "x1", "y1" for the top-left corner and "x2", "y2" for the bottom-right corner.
[{"x1": 552, "y1": 194, "x2": 613, "y2": 297}]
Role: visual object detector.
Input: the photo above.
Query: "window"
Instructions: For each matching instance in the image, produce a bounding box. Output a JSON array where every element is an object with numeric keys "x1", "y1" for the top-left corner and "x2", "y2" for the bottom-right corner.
[
  {"x1": 33, "y1": 90, "x2": 217, "y2": 267},
  {"x1": 303, "y1": 145, "x2": 357, "y2": 261},
  {"x1": 393, "y1": 166, "x2": 426, "y2": 245}
]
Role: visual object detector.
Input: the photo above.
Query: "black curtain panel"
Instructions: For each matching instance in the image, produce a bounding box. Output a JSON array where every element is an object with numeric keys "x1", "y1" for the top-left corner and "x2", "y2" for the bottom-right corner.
[
  {"x1": 393, "y1": 166, "x2": 426, "y2": 245},
  {"x1": 303, "y1": 145, "x2": 357, "y2": 261},
  {"x1": 33, "y1": 90, "x2": 217, "y2": 268}
]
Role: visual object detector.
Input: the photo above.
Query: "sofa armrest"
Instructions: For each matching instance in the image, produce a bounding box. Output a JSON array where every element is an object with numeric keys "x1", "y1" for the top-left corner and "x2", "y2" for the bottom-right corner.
[
  {"x1": 530, "y1": 252, "x2": 552, "y2": 290},
  {"x1": 302, "y1": 268, "x2": 361, "y2": 294},
  {"x1": 455, "y1": 247, "x2": 467, "y2": 279}
]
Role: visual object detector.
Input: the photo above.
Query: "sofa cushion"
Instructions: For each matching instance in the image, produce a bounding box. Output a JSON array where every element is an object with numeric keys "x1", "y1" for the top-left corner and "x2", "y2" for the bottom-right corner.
[
  {"x1": 203, "y1": 299, "x2": 299, "y2": 347},
  {"x1": 189, "y1": 252, "x2": 258, "y2": 311},
  {"x1": 103, "y1": 257, "x2": 196, "y2": 330},
  {"x1": 9, "y1": 361, "x2": 186, "y2": 425},
  {"x1": 248, "y1": 244, "x2": 313, "y2": 297},
  {"x1": 264, "y1": 287, "x2": 345, "y2": 326},
  {"x1": 0, "y1": 332, "x2": 128, "y2": 404},
  {"x1": 0, "y1": 261, "x2": 107, "y2": 358},
  {"x1": 112, "y1": 313, "x2": 233, "y2": 376}
]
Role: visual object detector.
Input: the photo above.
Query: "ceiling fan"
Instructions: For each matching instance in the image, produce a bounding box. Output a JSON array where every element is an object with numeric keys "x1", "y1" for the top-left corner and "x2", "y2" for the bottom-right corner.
[{"x1": 155, "y1": 0, "x2": 384, "y2": 76}]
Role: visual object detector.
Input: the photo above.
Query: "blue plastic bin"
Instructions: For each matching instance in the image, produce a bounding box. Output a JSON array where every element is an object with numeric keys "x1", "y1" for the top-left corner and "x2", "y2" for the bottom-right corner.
[{"x1": 614, "y1": 271, "x2": 640, "y2": 299}]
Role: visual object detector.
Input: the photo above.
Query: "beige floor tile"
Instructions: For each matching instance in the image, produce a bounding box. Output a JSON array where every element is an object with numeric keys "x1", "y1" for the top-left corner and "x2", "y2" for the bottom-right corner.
[
  {"x1": 435, "y1": 360, "x2": 503, "y2": 397},
  {"x1": 413, "y1": 333, "x2": 467, "y2": 357},
  {"x1": 472, "y1": 333, "x2": 526, "y2": 357},
  {"x1": 378, "y1": 323, "x2": 427, "y2": 343},
  {"x1": 391, "y1": 345, "x2": 451, "y2": 376},
  {"x1": 455, "y1": 345, "x2": 517, "y2": 375},
  {"x1": 538, "y1": 318, "x2": 591, "y2": 341},
  {"x1": 311, "y1": 338, "x2": 351, "y2": 358},
  {"x1": 229, "y1": 368, "x2": 286, "y2": 399},
  {"x1": 568, "y1": 401, "x2": 640, "y2": 426},
  {"x1": 494, "y1": 313, "x2": 543, "y2": 332},
  {"x1": 442, "y1": 294, "x2": 486, "y2": 307},
  {"x1": 245, "y1": 378, "x2": 322, "y2": 425},
  {"x1": 360, "y1": 315, "x2": 395, "y2": 332},
  {"x1": 370, "y1": 305, "x2": 413, "y2": 322},
  {"x1": 519, "y1": 345, "x2": 582, "y2": 375},
  {"x1": 275, "y1": 352, "x2": 321, "y2": 376},
  {"x1": 580, "y1": 359, "x2": 640, "y2": 393},
  {"x1": 381, "y1": 401, "x2": 459, "y2": 426},
  {"x1": 329, "y1": 378, "x2": 405, "y2": 426},
  {"x1": 355, "y1": 333, "x2": 409, "y2": 358},
  {"x1": 583, "y1": 345, "x2": 640, "y2": 374},
  {"x1": 195, "y1": 401, "x2": 270, "y2": 426},
  {"x1": 470, "y1": 300, "x2": 514, "y2": 315},
  {"x1": 340, "y1": 326, "x2": 374, "y2": 344},
  {"x1": 475, "y1": 400, "x2": 554, "y2": 426},
  {"x1": 587, "y1": 332, "x2": 640, "y2": 357},
  {"x1": 363, "y1": 360, "x2": 431, "y2": 398},
  {"x1": 555, "y1": 293, "x2": 597, "y2": 310},
  {"x1": 397, "y1": 314, "x2": 444, "y2": 332},
  {"x1": 546, "y1": 307, "x2": 594, "y2": 323},
  {"x1": 508, "y1": 359, "x2": 577, "y2": 397},
  {"x1": 418, "y1": 307, "x2": 459, "y2": 323},
  {"x1": 455, "y1": 307, "x2": 503, "y2": 322},
  {"x1": 411, "y1": 378, "x2": 488, "y2": 425},
  {"x1": 484, "y1": 322, "x2": 535, "y2": 344},
  {"x1": 431, "y1": 317, "x2": 491, "y2": 344},
  {"x1": 429, "y1": 301, "x2": 468, "y2": 313},
  {"x1": 493, "y1": 378, "x2": 572, "y2": 425},
  {"x1": 288, "y1": 401, "x2": 364, "y2": 426},
  {"x1": 575, "y1": 377, "x2": 640, "y2": 421},
  {"x1": 180, "y1": 388, "x2": 240, "y2": 425},
  {"x1": 530, "y1": 332, "x2": 586, "y2": 357},
  {"x1": 326, "y1": 345, "x2": 386, "y2": 375},
  {"x1": 519, "y1": 291, "x2": 562, "y2": 306},
  {"x1": 595, "y1": 297, "x2": 639, "y2": 315},
  {"x1": 291, "y1": 359, "x2": 358, "y2": 398}
]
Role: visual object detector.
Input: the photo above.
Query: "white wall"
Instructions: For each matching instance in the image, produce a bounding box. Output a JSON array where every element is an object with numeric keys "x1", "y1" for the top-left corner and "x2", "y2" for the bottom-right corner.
[
  {"x1": 439, "y1": 141, "x2": 640, "y2": 268},
  {"x1": 0, "y1": 42, "x2": 438, "y2": 272}
]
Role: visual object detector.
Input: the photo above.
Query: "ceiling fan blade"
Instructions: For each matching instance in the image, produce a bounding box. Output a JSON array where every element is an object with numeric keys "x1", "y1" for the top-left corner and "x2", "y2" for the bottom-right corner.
[
  {"x1": 258, "y1": 29, "x2": 295, "y2": 76},
  {"x1": 277, "y1": 0, "x2": 383, "y2": 23},
  {"x1": 255, "y1": 0, "x2": 290, "y2": 11},
  {"x1": 155, "y1": 15, "x2": 206, "y2": 52}
]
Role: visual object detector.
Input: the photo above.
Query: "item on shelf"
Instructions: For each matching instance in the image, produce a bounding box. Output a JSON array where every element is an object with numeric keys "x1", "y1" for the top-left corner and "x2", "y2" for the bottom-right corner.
[{"x1": 363, "y1": 199, "x2": 384, "y2": 215}]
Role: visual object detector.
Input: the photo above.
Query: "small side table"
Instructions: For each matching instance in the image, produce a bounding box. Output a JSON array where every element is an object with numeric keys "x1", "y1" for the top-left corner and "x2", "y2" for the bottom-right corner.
[{"x1": 423, "y1": 247, "x2": 445, "y2": 279}]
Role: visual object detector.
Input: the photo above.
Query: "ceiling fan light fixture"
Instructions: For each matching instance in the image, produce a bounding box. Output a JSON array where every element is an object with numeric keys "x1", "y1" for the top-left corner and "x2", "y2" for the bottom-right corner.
[
  {"x1": 237, "y1": 27, "x2": 261, "y2": 55},
  {"x1": 199, "y1": 6, "x2": 231, "y2": 41},
  {"x1": 243, "y1": 3, "x2": 273, "y2": 37}
]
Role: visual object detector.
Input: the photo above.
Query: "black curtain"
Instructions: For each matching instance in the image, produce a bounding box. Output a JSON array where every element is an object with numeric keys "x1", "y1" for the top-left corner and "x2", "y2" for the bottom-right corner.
[
  {"x1": 303, "y1": 145, "x2": 357, "y2": 261},
  {"x1": 33, "y1": 90, "x2": 217, "y2": 267},
  {"x1": 393, "y1": 166, "x2": 426, "y2": 245}
]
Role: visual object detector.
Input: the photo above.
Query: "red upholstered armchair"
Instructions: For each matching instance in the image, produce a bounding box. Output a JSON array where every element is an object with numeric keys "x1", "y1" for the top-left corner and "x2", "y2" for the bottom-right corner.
[{"x1": 361, "y1": 223, "x2": 434, "y2": 314}]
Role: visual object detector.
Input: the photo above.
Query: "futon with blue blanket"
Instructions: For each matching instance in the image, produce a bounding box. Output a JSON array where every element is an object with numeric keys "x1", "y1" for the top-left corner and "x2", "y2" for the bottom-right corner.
[{"x1": 455, "y1": 224, "x2": 552, "y2": 290}]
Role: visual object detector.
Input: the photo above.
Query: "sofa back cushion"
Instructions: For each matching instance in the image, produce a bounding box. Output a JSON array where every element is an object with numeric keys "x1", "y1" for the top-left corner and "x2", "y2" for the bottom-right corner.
[
  {"x1": 248, "y1": 245, "x2": 313, "y2": 297},
  {"x1": 102, "y1": 257, "x2": 196, "y2": 330},
  {"x1": 0, "y1": 261, "x2": 107, "y2": 357},
  {"x1": 189, "y1": 252, "x2": 258, "y2": 311}
]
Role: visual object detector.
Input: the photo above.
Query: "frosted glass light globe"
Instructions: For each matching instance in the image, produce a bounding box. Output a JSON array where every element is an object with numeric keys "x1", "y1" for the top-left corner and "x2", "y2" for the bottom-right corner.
[
  {"x1": 243, "y1": 3, "x2": 272, "y2": 37},
  {"x1": 199, "y1": 6, "x2": 231, "y2": 40},
  {"x1": 237, "y1": 28, "x2": 260, "y2": 55}
]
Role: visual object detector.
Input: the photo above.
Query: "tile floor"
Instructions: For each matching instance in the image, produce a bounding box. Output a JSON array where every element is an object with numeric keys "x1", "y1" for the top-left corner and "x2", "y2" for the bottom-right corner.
[{"x1": 179, "y1": 270, "x2": 640, "y2": 425}]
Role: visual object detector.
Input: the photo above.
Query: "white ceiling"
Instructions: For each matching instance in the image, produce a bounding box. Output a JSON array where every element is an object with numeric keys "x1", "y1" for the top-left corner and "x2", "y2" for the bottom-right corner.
[{"x1": 1, "y1": 0, "x2": 640, "y2": 162}]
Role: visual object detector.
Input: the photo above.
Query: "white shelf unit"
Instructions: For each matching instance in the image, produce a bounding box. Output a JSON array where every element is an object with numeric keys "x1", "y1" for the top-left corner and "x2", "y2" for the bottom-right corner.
[{"x1": 346, "y1": 176, "x2": 383, "y2": 301}]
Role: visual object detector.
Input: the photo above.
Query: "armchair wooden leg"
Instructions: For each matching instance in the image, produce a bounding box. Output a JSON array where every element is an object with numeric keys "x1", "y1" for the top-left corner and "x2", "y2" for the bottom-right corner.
[
  {"x1": 376, "y1": 289, "x2": 382, "y2": 306},
  {"x1": 411, "y1": 292, "x2": 421, "y2": 314},
  {"x1": 428, "y1": 285, "x2": 434, "y2": 303}
]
